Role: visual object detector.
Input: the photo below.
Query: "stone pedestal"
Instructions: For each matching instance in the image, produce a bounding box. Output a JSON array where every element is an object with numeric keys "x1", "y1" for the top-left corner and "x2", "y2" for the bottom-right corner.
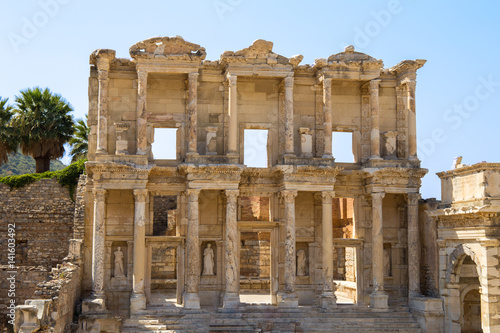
[
  {"x1": 370, "y1": 291, "x2": 389, "y2": 311},
  {"x1": 82, "y1": 293, "x2": 106, "y2": 313},
  {"x1": 183, "y1": 292, "x2": 201, "y2": 309},
  {"x1": 130, "y1": 293, "x2": 146, "y2": 313},
  {"x1": 277, "y1": 291, "x2": 299, "y2": 308}
]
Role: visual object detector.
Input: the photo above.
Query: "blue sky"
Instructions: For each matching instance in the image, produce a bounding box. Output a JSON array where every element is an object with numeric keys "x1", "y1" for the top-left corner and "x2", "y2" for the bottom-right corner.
[{"x1": 1, "y1": 0, "x2": 499, "y2": 199}]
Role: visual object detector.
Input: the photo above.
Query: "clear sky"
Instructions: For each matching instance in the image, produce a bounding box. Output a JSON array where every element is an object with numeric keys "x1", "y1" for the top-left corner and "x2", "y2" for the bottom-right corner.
[{"x1": 1, "y1": 0, "x2": 499, "y2": 199}]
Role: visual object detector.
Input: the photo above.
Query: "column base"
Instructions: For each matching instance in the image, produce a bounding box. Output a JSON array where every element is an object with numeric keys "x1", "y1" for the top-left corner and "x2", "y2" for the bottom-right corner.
[
  {"x1": 319, "y1": 291, "x2": 337, "y2": 309},
  {"x1": 223, "y1": 292, "x2": 240, "y2": 309},
  {"x1": 183, "y1": 292, "x2": 201, "y2": 309},
  {"x1": 370, "y1": 291, "x2": 389, "y2": 311},
  {"x1": 130, "y1": 293, "x2": 147, "y2": 313},
  {"x1": 277, "y1": 292, "x2": 298, "y2": 308},
  {"x1": 82, "y1": 293, "x2": 106, "y2": 313}
]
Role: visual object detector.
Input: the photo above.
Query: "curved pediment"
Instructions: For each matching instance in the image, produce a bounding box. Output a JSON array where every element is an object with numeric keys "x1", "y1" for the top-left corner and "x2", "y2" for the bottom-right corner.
[
  {"x1": 221, "y1": 39, "x2": 303, "y2": 67},
  {"x1": 129, "y1": 36, "x2": 206, "y2": 60}
]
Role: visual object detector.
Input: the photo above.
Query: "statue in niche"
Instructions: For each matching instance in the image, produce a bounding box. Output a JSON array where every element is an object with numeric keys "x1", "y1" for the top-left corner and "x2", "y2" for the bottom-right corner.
[
  {"x1": 114, "y1": 247, "x2": 125, "y2": 278},
  {"x1": 297, "y1": 249, "x2": 307, "y2": 276},
  {"x1": 202, "y1": 243, "x2": 215, "y2": 276}
]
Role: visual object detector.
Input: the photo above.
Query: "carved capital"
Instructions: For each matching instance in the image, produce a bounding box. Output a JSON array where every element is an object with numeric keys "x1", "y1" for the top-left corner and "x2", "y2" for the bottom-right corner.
[
  {"x1": 407, "y1": 193, "x2": 419, "y2": 206},
  {"x1": 93, "y1": 188, "x2": 107, "y2": 202},
  {"x1": 369, "y1": 79, "x2": 381, "y2": 91},
  {"x1": 133, "y1": 189, "x2": 148, "y2": 202},
  {"x1": 284, "y1": 76, "x2": 294, "y2": 88},
  {"x1": 188, "y1": 72, "x2": 199, "y2": 82},
  {"x1": 281, "y1": 190, "x2": 298, "y2": 203},
  {"x1": 225, "y1": 189, "x2": 239, "y2": 202},
  {"x1": 321, "y1": 191, "x2": 335, "y2": 204},
  {"x1": 227, "y1": 74, "x2": 237, "y2": 86},
  {"x1": 137, "y1": 70, "x2": 148, "y2": 83},
  {"x1": 404, "y1": 79, "x2": 416, "y2": 92},
  {"x1": 323, "y1": 77, "x2": 332, "y2": 89},
  {"x1": 186, "y1": 188, "x2": 201, "y2": 201},
  {"x1": 371, "y1": 191, "x2": 385, "y2": 205}
]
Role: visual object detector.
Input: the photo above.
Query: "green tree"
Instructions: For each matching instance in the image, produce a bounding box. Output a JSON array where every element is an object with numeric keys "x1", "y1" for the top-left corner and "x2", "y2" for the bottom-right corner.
[
  {"x1": 14, "y1": 88, "x2": 74, "y2": 173},
  {"x1": 69, "y1": 115, "x2": 89, "y2": 162},
  {"x1": 0, "y1": 98, "x2": 18, "y2": 166}
]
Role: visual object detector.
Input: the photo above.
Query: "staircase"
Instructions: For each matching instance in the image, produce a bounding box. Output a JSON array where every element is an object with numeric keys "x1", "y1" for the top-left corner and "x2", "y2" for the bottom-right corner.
[{"x1": 122, "y1": 304, "x2": 422, "y2": 333}]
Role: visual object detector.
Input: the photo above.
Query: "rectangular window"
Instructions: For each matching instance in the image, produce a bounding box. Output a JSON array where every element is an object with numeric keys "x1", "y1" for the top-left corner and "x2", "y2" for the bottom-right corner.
[
  {"x1": 244, "y1": 129, "x2": 268, "y2": 168},
  {"x1": 152, "y1": 128, "x2": 177, "y2": 160},
  {"x1": 332, "y1": 131, "x2": 354, "y2": 163}
]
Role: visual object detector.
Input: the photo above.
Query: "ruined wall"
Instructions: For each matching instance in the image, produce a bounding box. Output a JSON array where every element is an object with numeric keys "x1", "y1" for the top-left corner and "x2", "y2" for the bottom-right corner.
[{"x1": 0, "y1": 179, "x2": 75, "y2": 267}]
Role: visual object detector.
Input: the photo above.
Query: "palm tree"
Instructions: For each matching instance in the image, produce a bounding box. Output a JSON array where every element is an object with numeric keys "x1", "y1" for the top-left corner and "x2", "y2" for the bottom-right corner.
[
  {"x1": 69, "y1": 115, "x2": 89, "y2": 162},
  {"x1": 14, "y1": 88, "x2": 74, "y2": 173},
  {"x1": 0, "y1": 98, "x2": 18, "y2": 166}
]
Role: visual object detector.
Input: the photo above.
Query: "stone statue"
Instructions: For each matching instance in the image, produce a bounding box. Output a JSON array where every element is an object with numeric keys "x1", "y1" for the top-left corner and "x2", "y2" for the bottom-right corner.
[
  {"x1": 297, "y1": 249, "x2": 307, "y2": 276},
  {"x1": 203, "y1": 243, "x2": 215, "y2": 276},
  {"x1": 114, "y1": 247, "x2": 125, "y2": 278}
]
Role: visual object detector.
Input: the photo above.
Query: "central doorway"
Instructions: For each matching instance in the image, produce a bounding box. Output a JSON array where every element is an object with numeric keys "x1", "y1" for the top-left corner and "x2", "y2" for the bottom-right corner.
[{"x1": 239, "y1": 231, "x2": 271, "y2": 304}]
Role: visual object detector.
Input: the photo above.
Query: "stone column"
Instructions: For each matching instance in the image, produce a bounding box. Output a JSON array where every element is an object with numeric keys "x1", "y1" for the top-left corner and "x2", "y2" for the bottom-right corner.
[
  {"x1": 284, "y1": 76, "x2": 295, "y2": 157},
  {"x1": 184, "y1": 188, "x2": 201, "y2": 309},
  {"x1": 227, "y1": 74, "x2": 238, "y2": 155},
  {"x1": 407, "y1": 193, "x2": 421, "y2": 298},
  {"x1": 83, "y1": 188, "x2": 107, "y2": 312},
  {"x1": 136, "y1": 70, "x2": 148, "y2": 155},
  {"x1": 130, "y1": 189, "x2": 148, "y2": 313},
  {"x1": 320, "y1": 191, "x2": 337, "y2": 308},
  {"x1": 187, "y1": 72, "x2": 199, "y2": 155},
  {"x1": 370, "y1": 191, "x2": 388, "y2": 309},
  {"x1": 279, "y1": 190, "x2": 299, "y2": 307},
  {"x1": 370, "y1": 79, "x2": 381, "y2": 160},
  {"x1": 322, "y1": 78, "x2": 333, "y2": 158},
  {"x1": 223, "y1": 189, "x2": 240, "y2": 308},
  {"x1": 406, "y1": 80, "x2": 418, "y2": 159},
  {"x1": 96, "y1": 58, "x2": 111, "y2": 154}
]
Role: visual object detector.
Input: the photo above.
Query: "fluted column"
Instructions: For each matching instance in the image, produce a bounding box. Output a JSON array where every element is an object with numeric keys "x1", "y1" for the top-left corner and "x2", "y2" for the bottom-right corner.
[
  {"x1": 370, "y1": 191, "x2": 388, "y2": 309},
  {"x1": 320, "y1": 191, "x2": 337, "y2": 308},
  {"x1": 227, "y1": 74, "x2": 238, "y2": 155},
  {"x1": 82, "y1": 188, "x2": 107, "y2": 312},
  {"x1": 223, "y1": 189, "x2": 240, "y2": 308},
  {"x1": 279, "y1": 190, "x2": 299, "y2": 307},
  {"x1": 96, "y1": 58, "x2": 111, "y2": 154},
  {"x1": 322, "y1": 78, "x2": 333, "y2": 158},
  {"x1": 136, "y1": 70, "x2": 148, "y2": 155},
  {"x1": 284, "y1": 76, "x2": 295, "y2": 157},
  {"x1": 406, "y1": 80, "x2": 418, "y2": 159},
  {"x1": 187, "y1": 72, "x2": 199, "y2": 155},
  {"x1": 184, "y1": 188, "x2": 201, "y2": 309},
  {"x1": 130, "y1": 189, "x2": 148, "y2": 312},
  {"x1": 407, "y1": 193, "x2": 420, "y2": 297},
  {"x1": 370, "y1": 79, "x2": 381, "y2": 160}
]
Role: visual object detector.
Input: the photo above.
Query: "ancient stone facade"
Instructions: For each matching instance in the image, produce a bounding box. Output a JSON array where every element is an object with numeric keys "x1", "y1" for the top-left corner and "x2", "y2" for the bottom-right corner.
[
  {"x1": 430, "y1": 162, "x2": 500, "y2": 333},
  {"x1": 75, "y1": 35, "x2": 431, "y2": 331}
]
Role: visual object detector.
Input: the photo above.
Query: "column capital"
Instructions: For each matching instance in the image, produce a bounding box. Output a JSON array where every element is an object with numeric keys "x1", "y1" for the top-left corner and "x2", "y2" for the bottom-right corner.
[
  {"x1": 371, "y1": 191, "x2": 385, "y2": 202},
  {"x1": 284, "y1": 76, "x2": 294, "y2": 87},
  {"x1": 407, "y1": 192, "x2": 420, "y2": 206},
  {"x1": 321, "y1": 191, "x2": 335, "y2": 204},
  {"x1": 227, "y1": 74, "x2": 237, "y2": 86},
  {"x1": 137, "y1": 70, "x2": 148, "y2": 82},
  {"x1": 281, "y1": 189, "x2": 298, "y2": 203},
  {"x1": 322, "y1": 77, "x2": 332, "y2": 88},
  {"x1": 133, "y1": 189, "x2": 148, "y2": 202},
  {"x1": 188, "y1": 72, "x2": 200, "y2": 81},
  {"x1": 225, "y1": 189, "x2": 239, "y2": 201},
  {"x1": 93, "y1": 188, "x2": 107, "y2": 202},
  {"x1": 186, "y1": 188, "x2": 201, "y2": 198},
  {"x1": 402, "y1": 78, "x2": 416, "y2": 91},
  {"x1": 369, "y1": 79, "x2": 381, "y2": 90}
]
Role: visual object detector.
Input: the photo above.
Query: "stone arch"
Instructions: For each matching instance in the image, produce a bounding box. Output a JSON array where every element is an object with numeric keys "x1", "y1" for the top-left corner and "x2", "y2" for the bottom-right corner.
[{"x1": 445, "y1": 244, "x2": 482, "y2": 284}]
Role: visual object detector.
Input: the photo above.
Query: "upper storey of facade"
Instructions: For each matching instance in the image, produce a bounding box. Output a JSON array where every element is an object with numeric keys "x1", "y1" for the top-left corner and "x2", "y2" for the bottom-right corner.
[{"x1": 87, "y1": 36, "x2": 426, "y2": 170}]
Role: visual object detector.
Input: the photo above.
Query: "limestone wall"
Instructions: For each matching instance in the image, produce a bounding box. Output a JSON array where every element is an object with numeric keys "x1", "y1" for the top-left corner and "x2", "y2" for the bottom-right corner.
[{"x1": 0, "y1": 179, "x2": 75, "y2": 267}]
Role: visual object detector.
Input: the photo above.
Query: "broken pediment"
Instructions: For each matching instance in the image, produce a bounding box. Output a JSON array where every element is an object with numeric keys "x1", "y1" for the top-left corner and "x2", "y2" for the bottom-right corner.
[
  {"x1": 221, "y1": 39, "x2": 303, "y2": 67},
  {"x1": 129, "y1": 36, "x2": 206, "y2": 60},
  {"x1": 315, "y1": 45, "x2": 384, "y2": 80}
]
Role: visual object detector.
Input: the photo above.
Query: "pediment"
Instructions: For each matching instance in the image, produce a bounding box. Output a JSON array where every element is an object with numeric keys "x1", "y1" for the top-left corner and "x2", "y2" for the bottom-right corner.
[
  {"x1": 129, "y1": 36, "x2": 206, "y2": 60},
  {"x1": 221, "y1": 39, "x2": 303, "y2": 67}
]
